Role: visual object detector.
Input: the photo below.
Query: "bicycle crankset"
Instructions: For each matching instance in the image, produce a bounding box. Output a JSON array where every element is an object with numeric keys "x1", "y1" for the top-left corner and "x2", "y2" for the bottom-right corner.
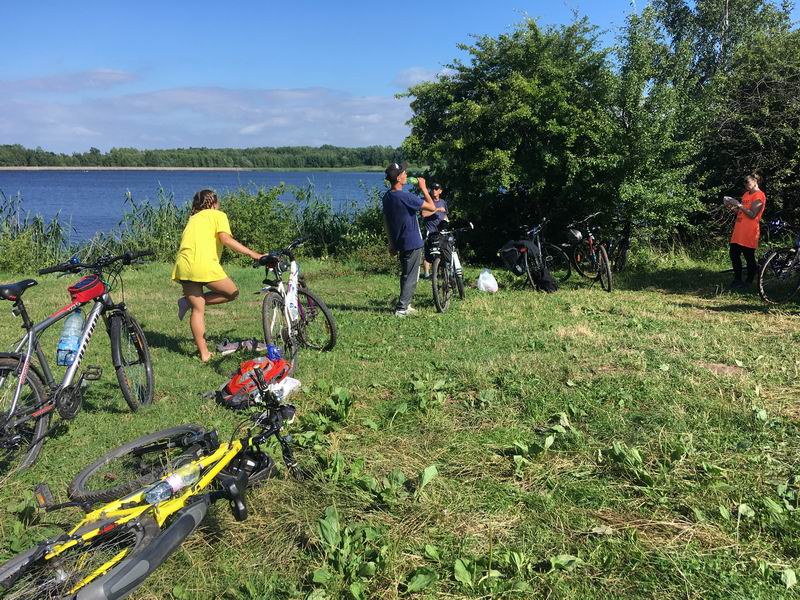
[{"x1": 55, "y1": 385, "x2": 82, "y2": 420}]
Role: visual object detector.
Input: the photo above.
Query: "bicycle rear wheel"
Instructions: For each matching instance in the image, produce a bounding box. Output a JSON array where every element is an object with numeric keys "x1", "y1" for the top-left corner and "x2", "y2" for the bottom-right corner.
[
  {"x1": 68, "y1": 425, "x2": 206, "y2": 504},
  {"x1": 110, "y1": 314, "x2": 154, "y2": 412},
  {"x1": 542, "y1": 243, "x2": 571, "y2": 282},
  {"x1": 296, "y1": 288, "x2": 337, "y2": 351},
  {"x1": 758, "y1": 249, "x2": 800, "y2": 304},
  {"x1": 0, "y1": 515, "x2": 159, "y2": 600},
  {"x1": 432, "y1": 257, "x2": 452, "y2": 312},
  {"x1": 0, "y1": 357, "x2": 50, "y2": 473},
  {"x1": 597, "y1": 246, "x2": 613, "y2": 292}
]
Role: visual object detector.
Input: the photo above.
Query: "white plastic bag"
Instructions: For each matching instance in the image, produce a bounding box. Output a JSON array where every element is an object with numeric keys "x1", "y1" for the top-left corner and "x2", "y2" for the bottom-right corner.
[{"x1": 476, "y1": 268, "x2": 498, "y2": 293}]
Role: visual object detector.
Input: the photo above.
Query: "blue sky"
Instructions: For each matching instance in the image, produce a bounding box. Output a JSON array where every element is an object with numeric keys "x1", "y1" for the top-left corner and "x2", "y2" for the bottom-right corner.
[{"x1": 0, "y1": 1, "x2": 794, "y2": 152}]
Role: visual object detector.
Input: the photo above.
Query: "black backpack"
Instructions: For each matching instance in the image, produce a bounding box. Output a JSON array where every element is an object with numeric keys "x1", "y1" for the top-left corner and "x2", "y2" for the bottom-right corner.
[{"x1": 498, "y1": 240, "x2": 558, "y2": 292}]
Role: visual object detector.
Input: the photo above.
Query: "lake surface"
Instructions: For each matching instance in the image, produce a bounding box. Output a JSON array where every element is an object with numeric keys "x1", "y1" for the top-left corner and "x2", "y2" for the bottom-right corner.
[{"x1": 0, "y1": 169, "x2": 386, "y2": 241}]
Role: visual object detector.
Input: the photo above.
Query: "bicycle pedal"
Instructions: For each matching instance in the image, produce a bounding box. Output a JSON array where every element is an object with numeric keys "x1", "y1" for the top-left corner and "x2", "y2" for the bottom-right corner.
[
  {"x1": 34, "y1": 483, "x2": 54, "y2": 509},
  {"x1": 82, "y1": 366, "x2": 102, "y2": 381}
]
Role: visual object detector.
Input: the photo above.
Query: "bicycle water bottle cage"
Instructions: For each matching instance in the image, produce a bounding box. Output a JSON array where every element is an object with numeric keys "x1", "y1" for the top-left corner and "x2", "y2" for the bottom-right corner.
[{"x1": 68, "y1": 275, "x2": 107, "y2": 303}]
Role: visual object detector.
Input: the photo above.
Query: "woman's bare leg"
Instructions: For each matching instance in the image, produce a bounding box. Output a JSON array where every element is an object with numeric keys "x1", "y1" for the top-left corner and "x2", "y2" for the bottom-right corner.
[
  {"x1": 181, "y1": 281, "x2": 212, "y2": 362},
  {"x1": 204, "y1": 277, "x2": 239, "y2": 305}
]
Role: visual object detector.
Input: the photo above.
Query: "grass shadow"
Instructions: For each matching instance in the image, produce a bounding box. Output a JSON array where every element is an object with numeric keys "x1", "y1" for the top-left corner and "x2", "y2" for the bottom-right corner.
[{"x1": 617, "y1": 266, "x2": 731, "y2": 297}]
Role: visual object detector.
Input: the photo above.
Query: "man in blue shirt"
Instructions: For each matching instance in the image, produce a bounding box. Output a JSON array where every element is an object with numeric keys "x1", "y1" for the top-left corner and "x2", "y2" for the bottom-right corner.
[{"x1": 382, "y1": 161, "x2": 445, "y2": 316}]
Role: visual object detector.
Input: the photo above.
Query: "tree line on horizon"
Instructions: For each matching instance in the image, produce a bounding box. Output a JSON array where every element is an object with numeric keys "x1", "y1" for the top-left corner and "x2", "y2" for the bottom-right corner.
[
  {"x1": 0, "y1": 144, "x2": 403, "y2": 169},
  {"x1": 403, "y1": 0, "x2": 800, "y2": 255}
]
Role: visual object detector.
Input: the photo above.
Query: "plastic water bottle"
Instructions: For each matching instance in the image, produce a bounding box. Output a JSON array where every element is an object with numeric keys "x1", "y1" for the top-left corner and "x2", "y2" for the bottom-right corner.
[
  {"x1": 143, "y1": 463, "x2": 201, "y2": 505},
  {"x1": 406, "y1": 176, "x2": 419, "y2": 186},
  {"x1": 56, "y1": 309, "x2": 84, "y2": 366}
]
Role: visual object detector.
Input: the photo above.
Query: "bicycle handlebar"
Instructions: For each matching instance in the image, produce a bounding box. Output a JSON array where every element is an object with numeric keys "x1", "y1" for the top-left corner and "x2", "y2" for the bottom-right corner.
[
  {"x1": 253, "y1": 237, "x2": 307, "y2": 267},
  {"x1": 567, "y1": 211, "x2": 602, "y2": 228},
  {"x1": 38, "y1": 250, "x2": 154, "y2": 275}
]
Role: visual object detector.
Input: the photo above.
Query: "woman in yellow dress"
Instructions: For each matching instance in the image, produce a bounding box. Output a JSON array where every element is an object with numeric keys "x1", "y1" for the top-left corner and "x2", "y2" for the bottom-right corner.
[{"x1": 172, "y1": 189, "x2": 263, "y2": 362}]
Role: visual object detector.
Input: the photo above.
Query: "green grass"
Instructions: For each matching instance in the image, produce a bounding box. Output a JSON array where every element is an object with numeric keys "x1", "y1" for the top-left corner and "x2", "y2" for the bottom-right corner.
[{"x1": 0, "y1": 255, "x2": 799, "y2": 599}]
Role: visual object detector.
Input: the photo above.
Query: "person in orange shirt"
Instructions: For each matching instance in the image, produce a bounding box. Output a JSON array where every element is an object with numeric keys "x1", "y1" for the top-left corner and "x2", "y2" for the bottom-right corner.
[{"x1": 728, "y1": 173, "x2": 766, "y2": 289}]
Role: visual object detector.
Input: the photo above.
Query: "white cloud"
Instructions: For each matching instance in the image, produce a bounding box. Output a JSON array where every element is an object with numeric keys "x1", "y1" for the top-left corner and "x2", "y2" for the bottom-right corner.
[
  {"x1": 0, "y1": 85, "x2": 413, "y2": 152},
  {"x1": 0, "y1": 69, "x2": 137, "y2": 94},
  {"x1": 392, "y1": 66, "x2": 456, "y2": 88}
]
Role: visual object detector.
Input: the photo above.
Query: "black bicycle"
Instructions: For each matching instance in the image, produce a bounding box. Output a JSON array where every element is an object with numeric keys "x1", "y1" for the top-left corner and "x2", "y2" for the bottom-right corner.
[
  {"x1": 429, "y1": 222, "x2": 473, "y2": 312},
  {"x1": 0, "y1": 251, "x2": 154, "y2": 472},
  {"x1": 567, "y1": 213, "x2": 612, "y2": 292},
  {"x1": 757, "y1": 221, "x2": 800, "y2": 304}
]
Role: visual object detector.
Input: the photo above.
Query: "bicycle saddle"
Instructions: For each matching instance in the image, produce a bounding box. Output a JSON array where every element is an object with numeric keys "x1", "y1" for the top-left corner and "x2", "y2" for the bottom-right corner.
[{"x1": 0, "y1": 279, "x2": 37, "y2": 301}]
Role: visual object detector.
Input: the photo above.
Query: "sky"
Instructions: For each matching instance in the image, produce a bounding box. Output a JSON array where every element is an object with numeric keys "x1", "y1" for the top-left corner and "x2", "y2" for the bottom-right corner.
[{"x1": 0, "y1": 1, "x2": 794, "y2": 153}]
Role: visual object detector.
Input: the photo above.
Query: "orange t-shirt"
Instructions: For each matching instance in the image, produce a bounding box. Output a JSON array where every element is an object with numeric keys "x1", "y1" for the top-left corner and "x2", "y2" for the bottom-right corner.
[{"x1": 730, "y1": 190, "x2": 766, "y2": 249}]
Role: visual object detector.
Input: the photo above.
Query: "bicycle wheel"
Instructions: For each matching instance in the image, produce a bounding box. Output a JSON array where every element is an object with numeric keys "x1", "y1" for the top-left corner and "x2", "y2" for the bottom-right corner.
[
  {"x1": 431, "y1": 257, "x2": 452, "y2": 312},
  {"x1": 296, "y1": 288, "x2": 337, "y2": 351},
  {"x1": 758, "y1": 249, "x2": 800, "y2": 304},
  {"x1": 68, "y1": 425, "x2": 206, "y2": 504},
  {"x1": 110, "y1": 314, "x2": 154, "y2": 412},
  {"x1": 0, "y1": 357, "x2": 50, "y2": 472},
  {"x1": 597, "y1": 246, "x2": 613, "y2": 292},
  {"x1": 524, "y1": 252, "x2": 542, "y2": 290},
  {"x1": 0, "y1": 515, "x2": 159, "y2": 600},
  {"x1": 572, "y1": 241, "x2": 596, "y2": 279},
  {"x1": 542, "y1": 243, "x2": 571, "y2": 282},
  {"x1": 612, "y1": 242, "x2": 630, "y2": 272},
  {"x1": 261, "y1": 291, "x2": 298, "y2": 369}
]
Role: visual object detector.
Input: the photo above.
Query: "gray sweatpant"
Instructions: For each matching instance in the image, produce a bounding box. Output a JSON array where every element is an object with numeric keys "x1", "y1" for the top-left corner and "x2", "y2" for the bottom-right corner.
[{"x1": 397, "y1": 247, "x2": 422, "y2": 310}]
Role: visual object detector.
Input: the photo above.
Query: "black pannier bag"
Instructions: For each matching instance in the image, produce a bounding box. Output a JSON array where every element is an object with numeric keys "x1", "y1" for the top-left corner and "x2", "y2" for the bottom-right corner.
[
  {"x1": 498, "y1": 240, "x2": 558, "y2": 292},
  {"x1": 426, "y1": 232, "x2": 453, "y2": 264}
]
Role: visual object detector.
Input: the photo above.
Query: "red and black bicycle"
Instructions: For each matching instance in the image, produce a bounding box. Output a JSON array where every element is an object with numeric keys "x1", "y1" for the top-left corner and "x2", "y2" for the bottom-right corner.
[{"x1": 0, "y1": 251, "x2": 154, "y2": 473}]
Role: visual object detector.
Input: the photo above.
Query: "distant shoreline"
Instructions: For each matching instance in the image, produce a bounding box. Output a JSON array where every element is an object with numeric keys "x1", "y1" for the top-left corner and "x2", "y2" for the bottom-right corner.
[{"x1": 0, "y1": 166, "x2": 385, "y2": 172}]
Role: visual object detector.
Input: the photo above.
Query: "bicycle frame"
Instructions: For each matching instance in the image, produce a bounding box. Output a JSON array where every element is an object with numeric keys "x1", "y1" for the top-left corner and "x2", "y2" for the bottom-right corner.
[{"x1": 260, "y1": 255, "x2": 301, "y2": 340}]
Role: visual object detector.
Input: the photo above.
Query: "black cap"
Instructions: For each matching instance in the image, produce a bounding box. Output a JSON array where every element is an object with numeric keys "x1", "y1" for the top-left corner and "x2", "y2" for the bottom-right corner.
[
  {"x1": 430, "y1": 182, "x2": 442, "y2": 190},
  {"x1": 385, "y1": 161, "x2": 408, "y2": 181}
]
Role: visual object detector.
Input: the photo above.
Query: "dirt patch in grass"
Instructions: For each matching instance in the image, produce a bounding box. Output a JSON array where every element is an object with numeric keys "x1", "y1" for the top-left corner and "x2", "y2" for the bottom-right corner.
[
  {"x1": 555, "y1": 324, "x2": 594, "y2": 339},
  {"x1": 697, "y1": 361, "x2": 744, "y2": 377},
  {"x1": 592, "y1": 509, "x2": 733, "y2": 550}
]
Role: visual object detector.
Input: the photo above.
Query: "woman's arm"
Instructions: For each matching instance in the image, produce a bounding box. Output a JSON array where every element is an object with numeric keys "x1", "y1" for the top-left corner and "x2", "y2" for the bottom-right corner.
[
  {"x1": 218, "y1": 232, "x2": 261, "y2": 260},
  {"x1": 737, "y1": 200, "x2": 763, "y2": 219}
]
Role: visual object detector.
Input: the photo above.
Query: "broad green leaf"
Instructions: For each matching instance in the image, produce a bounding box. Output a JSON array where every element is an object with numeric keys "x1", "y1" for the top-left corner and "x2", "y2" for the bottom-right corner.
[
  {"x1": 312, "y1": 568, "x2": 332, "y2": 584},
  {"x1": 357, "y1": 562, "x2": 377, "y2": 578},
  {"x1": 454, "y1": 558, "x2": 473, "y2": 587},
  {"x1": 317, "y1": 506, "x2": 341, "y2": 548},
  {"x1": 543, "y1": 435, "x2": 555, "y2": 450},
  {"x1": 763, "y1": 497, "x2": 784, "y2": 516},
  {"x1": 549, "y1": 554, "x2": 583, "y2": 572},
  {"x1": 719, "y1": 505, "x2": 732, "y2": 521},
  {"x1": 781, "y1": 568, "x2": 797, "y2": 589},
  {"x1": 405, "y1": 567, "x2": 438, "y2": 592},
  {"x1": 738, "y1": 503, "x2": 756, "y2": 519},
  {"x1": 419, "y1": 465, "x2": 438, "y2": 492},
  {"x1": 424, "y1": 544, "x2": 441, "y2": 561}
]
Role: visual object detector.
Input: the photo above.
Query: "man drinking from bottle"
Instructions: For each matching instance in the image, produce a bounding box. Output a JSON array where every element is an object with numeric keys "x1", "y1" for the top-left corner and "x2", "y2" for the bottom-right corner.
[{"x1": 382, "y1": 161, "x2": 445, "y2": 317}]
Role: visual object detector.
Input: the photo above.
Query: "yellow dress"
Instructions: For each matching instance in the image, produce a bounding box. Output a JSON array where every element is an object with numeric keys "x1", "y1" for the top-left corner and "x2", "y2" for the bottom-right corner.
[{"x1": 171, "y1": 209, "x2": 232, "y2": 282}]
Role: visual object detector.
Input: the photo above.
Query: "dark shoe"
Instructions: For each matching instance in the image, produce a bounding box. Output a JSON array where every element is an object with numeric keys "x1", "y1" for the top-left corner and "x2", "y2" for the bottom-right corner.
[{"x1": 420, "y1": 273, "x2": 432, "y2": 280}]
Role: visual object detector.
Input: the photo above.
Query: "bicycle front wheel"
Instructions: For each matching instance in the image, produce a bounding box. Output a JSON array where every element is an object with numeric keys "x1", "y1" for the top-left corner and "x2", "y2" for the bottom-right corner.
[
  {"x1": 758, "y1": 249, "x2": 800, "y2": 304},
  {"x1": 0, "y1": 515, "x2": 159, "y2": 600},
  {"x1": 0, "y1": 357, "x2": 50, "y2": 472},
  {"x1": 110, "y1": 314, "x2": 154, "y2": 412},
  {"x1": 431, "y1": 257, "x2": 452, "y2": 312},
  {"x1": 296, "y1": 288, "x2": 337, "y2": 351},
  {"x1": 261, "y1": 291, "x2": 298, "y2": 369},
  {"x1": 542, "y1": 243, "x2": 571, "y2": 282},
  {"x1": 455, "y1": 272, "x2": 465, "y2": 299},
  {"x1": 68, "y1": 425, "x2": 206, "y2": 504},
  {"x1": 598, "y1": 246, "x2": 613, "y2": 292}
]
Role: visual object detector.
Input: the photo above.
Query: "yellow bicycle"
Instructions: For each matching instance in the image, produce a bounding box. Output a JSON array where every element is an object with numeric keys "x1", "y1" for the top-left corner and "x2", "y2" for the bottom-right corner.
[{"x1": 0, "y1": 368, "x2": 302, "y2": 600}]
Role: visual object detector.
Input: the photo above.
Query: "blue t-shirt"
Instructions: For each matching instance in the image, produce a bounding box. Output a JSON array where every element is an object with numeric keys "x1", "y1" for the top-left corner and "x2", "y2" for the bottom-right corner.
[
  {"x1": 382, "y1": 189, "x2": 424, "y2": 252},
  {"x1": 424, "y1": 198, "x2": 448, "y2": 233}
]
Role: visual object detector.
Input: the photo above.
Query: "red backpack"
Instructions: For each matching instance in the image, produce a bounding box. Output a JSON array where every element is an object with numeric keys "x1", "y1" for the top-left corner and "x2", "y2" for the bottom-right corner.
[{"x1": 215, "y1": 356, "x2": 291, "y2": 409}]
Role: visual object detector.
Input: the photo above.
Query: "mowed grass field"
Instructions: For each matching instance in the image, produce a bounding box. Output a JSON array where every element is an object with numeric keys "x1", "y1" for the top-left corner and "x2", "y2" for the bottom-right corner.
[{"x1": 0, "y1": 255, "x2": 798, "y2": 599}]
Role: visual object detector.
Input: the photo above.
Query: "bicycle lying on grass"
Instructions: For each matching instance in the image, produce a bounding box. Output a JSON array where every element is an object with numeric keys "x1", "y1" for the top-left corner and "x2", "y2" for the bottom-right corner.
[
  {"x1": 429, "y1": 222, "x2": 473, "y2": 312},
  {"x1": 0, "y1": 251, "x2": 154, "y2": 473},
  {"x1": 522, "y1": 218, "x2": 571, "y2": 285},
  {"x1": 567, "y1": 213, "x2": 613, "y2": 292},
  {"x1": 0, "y1": 366, "x2": 302, "y2": 600},
  {"x1": 257, "y1": 237, "x2": 336, "y2": 370}
]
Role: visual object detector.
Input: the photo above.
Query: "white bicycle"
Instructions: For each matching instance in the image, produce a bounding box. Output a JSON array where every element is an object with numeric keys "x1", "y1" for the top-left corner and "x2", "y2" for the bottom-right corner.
[{"x1": 255, "y1": 238, "x2": 336, "y2": 371}]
